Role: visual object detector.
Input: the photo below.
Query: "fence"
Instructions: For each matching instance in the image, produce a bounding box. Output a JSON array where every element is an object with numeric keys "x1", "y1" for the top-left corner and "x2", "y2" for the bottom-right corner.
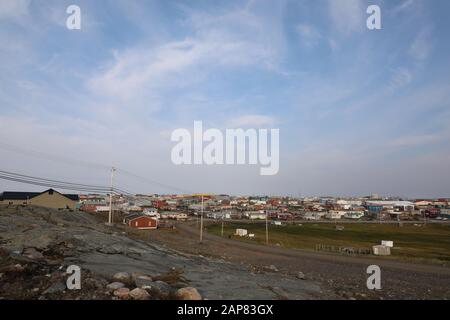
[{"x1": 315, "y1": 244, "x2": 372, "y2": 255}]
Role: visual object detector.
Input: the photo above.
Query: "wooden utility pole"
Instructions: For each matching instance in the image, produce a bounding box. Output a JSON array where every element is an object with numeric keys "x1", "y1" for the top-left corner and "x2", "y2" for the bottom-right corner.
[
  {"x1": 108, "y1": 167, "x2": 116, "y2": 225},
  {"x1": 265, "y1": 211, "x2": 269, "y2": 245},
  {"x1": 200, "y1": 195, "x2": 204, "y2": 242}
]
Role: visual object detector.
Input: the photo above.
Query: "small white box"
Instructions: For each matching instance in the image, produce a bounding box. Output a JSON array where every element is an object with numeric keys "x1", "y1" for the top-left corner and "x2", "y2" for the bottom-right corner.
[{"x1": 381, "y1": 240, "x2": 393, "y2": 248}]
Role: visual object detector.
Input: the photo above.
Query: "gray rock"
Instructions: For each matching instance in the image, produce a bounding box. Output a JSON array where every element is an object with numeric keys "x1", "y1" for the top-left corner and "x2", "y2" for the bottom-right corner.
[
  {"x1": 43, "y1": 282, "x2": 66, "y2": 294},
  {"x1": 151, "y1": 281, "x2": 172, "y2": 296},
  {"x1": 267, "y1": 265, "x2": 279, "y2": 272},
  {"x1": 176, "y1": 287, "x2": 202, "y2": 300},
  {"x1": 23, "y1": 248, "x2": 44, "y2": 260},
  {"x1": 297, "y1": 272, "x2": 305, "y2": 280},
  {"x1": 113, "y1": 272, "x2": 131, "y2": 282},
  {"x1": 135, "y1": 275, "x2": 154, "y2": 289},
  {"x1": 129, "y1": 288, "x2": 150, "y2": 300},
  {"x1": 106, "y1": 282, "x2": 125, "y2": 291}
]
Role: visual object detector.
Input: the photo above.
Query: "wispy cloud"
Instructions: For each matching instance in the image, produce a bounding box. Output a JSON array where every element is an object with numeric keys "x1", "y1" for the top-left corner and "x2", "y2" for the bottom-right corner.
[
  {"x1": 0, "y1": 0, "x2": 30, "y2": 20},
  {"x1": 228, "y1": 115, "x2": 277, "y2": 128},
  {"x1": 296, "y1": 24, "x2": 322, "y2": 48},
  {"x1": 328, "y1": 0, "x2": 364, "y2": 35},
  {"x1": 409, "y1": 29, "x2": 433, "y2": 61}
]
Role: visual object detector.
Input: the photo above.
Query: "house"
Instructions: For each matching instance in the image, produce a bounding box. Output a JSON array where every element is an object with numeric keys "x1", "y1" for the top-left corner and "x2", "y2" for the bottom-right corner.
[
  {"x1": 123, "y1": 214, "x2": 158, "y2": 230},
  {"x1": 344, "y1": 211, "x2": 365, "y2": 219},
  {"x1": 207, "y1": 211, "x2": 231, "y2": 220},
  {"x1": 143, "y1": 207, "x2": 158, "y2": 216},
  {"x1": 243, "y1": 211, "x2": 266, "y2": 220},
  {"x1": 326, "y1": 210, "x2": 346, "y2": 220},
  {"x1": 0, "y1": 189, "x2": 79, "y2": 210},
  {"x1": 440, "y1": 208, "x2": 450, "y2": 218},
  {"x1": 160, "y1": 212, "x2": 188, "y2": 220},
  {"x1": 303, "y1": 212, "x2": 322, "y2": 220},
  {"x1": 366, "y1": 201, "x2": 415, "y2": 212}
]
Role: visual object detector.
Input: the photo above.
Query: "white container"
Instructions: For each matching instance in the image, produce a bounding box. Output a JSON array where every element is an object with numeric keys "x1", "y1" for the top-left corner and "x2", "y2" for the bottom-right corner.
[
  {"x1": 381, "y1": 240, "x2": 394, "y2": 248},
  {"x1": 373, "y1": 245, "x2": 391, "y2": 256},
  {"x1": 235, "y1": 228, "x2": 248, "y2": 237}
]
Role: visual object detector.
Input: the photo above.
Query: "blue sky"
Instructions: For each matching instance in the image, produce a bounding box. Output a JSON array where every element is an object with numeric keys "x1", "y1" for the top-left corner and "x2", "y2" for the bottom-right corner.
[{"x1": 1, "y1": 0, "x2": 450, "y2": 197}]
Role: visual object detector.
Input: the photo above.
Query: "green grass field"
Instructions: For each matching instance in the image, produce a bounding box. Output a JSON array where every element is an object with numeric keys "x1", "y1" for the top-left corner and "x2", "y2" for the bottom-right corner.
[{"x1": 207, "y1": 222, "x2": 450, "y2": 263}]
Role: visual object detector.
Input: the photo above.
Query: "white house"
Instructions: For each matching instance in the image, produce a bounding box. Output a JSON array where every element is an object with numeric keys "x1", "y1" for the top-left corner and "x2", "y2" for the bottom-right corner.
[
  {"x1": 344, "y1": 211, "x2": 365, "y2": 219},
  {"x1": 244, "y1": 211, "x2": 266, "y2": 220},
  {"x1": 326, "y1": 210, "x2": 346, "y2": 220}
]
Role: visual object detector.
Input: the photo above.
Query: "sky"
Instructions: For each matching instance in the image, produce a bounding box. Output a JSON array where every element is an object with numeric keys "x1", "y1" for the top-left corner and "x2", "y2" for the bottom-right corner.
[{"x1": 1, "y1": 0, "x2": 450, "y2": 198}]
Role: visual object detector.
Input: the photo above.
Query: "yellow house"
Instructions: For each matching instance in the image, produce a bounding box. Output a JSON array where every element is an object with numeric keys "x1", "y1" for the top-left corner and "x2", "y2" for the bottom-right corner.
[{"x1": 0, "y1": 189, "x2": 79, "y2": 210}]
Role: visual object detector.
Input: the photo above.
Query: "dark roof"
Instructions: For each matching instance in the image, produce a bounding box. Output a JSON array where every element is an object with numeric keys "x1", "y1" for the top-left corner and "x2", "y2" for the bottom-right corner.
[
  {"x1": 0, "y1": 192, "x2": 40, "y2": 200},
  {"x1": 0, "y1": 189, "x2": 79, "y2": 201}
]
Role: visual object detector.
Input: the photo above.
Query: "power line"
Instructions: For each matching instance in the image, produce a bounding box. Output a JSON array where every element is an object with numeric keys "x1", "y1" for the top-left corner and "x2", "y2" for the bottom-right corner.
[
  {"x1": 0, "y1": 170, "x2": 110, "y2": 193},
  {"x1": 1, "y1": 138, "x2": 202, "y2": 197},
  {"x1": 0, "y1": 170, "x2": 109, "y2": 190},
  {"x1": 0, "y1": 142, "x2": 111, "y2": 170},
  {"x1": 1, "y1": 142, "x2": 192, "y2": 194},
  {"x1": 116, "y1": 168, "x2": 192, "y2": 194}
]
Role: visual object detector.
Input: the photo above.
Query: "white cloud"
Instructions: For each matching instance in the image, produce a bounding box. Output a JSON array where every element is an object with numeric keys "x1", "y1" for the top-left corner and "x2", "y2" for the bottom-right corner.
[
  {"x1": 389, "y1": 67, "x2": 413, "y2": 90},
  {"x1": 0, "y1": 0, "x2": 30, "y2": 20},
  {"x1": 409, "y1": 29, "x2": 433, "y2": 60},
  {"x1": 88, "y1": 5, "x2": 285, "y2": 102},
  {"x1": 229, "y1": 115, "x2": 276, "y2": 128},
  {"x1": 392, "y1": 0, "x2": 416, "y2": 15},
  {"x1": 296, "y1": 24, "x2": 322, "y2": 48},
  {"x1": 390, "y1": 134, "x2": 440, "y2": 147},
  {"x1": 328, "y1": 0, "x2": 364, "y2": 35}
]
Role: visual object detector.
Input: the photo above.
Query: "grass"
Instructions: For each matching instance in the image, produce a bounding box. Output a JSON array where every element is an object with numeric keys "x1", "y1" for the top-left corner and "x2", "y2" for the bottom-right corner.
[{"x1": 207, "y1": 222, "x2": 450, "y2": 264}]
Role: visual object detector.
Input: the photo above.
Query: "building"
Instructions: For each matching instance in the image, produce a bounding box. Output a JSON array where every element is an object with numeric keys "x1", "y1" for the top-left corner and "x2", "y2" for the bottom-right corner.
[
  {"x1": 344, "y1": 211, "x2": 365, "y2": 219},
  {"x1": 143, "y1": 207, "x2": 159, "y2": 217},
  {"x1": 0, "y1": 189, "x2": 79, "y2": 210},
  {"x1": 160, "y1": 212, "x2": 188, "y2": 220},
  {"x1": 326, "y1": 210, "x2": 346, "y2": 220},
  {"x1": 243, "y1": 211, "x2": 266, "y2": 220},
  {"x1": 123, "y1": 214, "x2": 158, "y2": 230}
]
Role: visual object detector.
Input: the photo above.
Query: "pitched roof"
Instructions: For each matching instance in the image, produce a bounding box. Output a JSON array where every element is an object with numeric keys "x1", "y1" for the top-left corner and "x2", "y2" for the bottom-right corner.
[{"x1": 0, "y1": 189, "x2": 79, "y2": 201}]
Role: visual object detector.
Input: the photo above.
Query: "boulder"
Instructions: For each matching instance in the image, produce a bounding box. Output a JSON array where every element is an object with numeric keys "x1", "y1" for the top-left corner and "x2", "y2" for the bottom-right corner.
[
  {"x1": 176, "y1": 287, "x2": 202, "y2": 300},
  {"x1": 135, "y1": 275, "x2": 154, "y2": 289},
  {"x1": 297, "y1": 272, "x2": 305, "y2": 280},
  {"x1": 267, "y1": 265, "x2": 278, "y2": 272},
  {"x1": 43, "y1": 282, "x2": 66, "y2": 295},
  {"x1": 113, "y1": 272, "x2": 131, "y2": 282},
  {"x1": 23, "y1": 248, "x2": 44, "y2": 260},
  {"x1": 106, "y1": 282, "x2": 125, "y2": 291},
  {"x1": 131, "y1": 272, "x2": 145, "y2": 282},
  {"x1": 129, "y1": 288, "x2": 150, "y2": 300},
  {"x1": 113, "y1": 287, "x2": 130, "y2": 299},
  {"x1": 152, "y1": 281, "x2": 172, "y2": 296}
]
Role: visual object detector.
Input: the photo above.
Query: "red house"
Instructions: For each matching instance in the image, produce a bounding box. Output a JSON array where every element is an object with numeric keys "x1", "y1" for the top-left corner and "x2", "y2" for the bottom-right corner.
[
  {"x1": 124, "y1": 215, "x2": 158, "y2": 230},
  {"x1": 152, "y1": 200, "x2": 167, "y2": 209}
]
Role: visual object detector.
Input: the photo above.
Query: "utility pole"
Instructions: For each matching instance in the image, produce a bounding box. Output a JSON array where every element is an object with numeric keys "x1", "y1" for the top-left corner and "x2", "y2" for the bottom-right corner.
[
  {"x1": 200, "y1": 195, "x2": 204, "y2": 242},
  {"x1": 265, "y1": 211, "x2": 269, "y2": 245},
  {"x1": 108, "y1": 167, "x2": 116, "y2": 225},
  {"x1": 221, "y1": 218, "x2": 224, "y2": 237}
]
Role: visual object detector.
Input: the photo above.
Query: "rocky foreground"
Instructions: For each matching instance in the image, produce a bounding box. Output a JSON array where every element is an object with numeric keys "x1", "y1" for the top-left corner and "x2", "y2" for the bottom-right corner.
[{"x1": 0, "y1": 206, "x2": 324, "y2": 300}]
